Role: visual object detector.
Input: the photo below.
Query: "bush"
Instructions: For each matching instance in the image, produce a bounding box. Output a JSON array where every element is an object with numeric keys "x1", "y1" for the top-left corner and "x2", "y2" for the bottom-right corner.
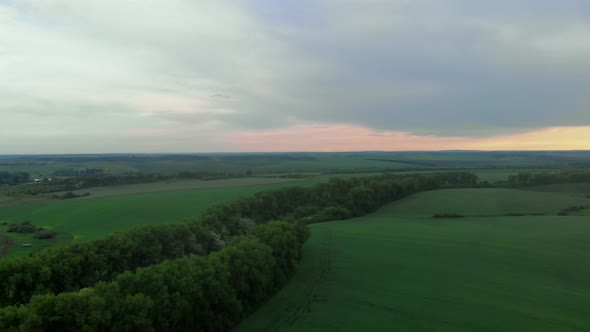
[
  {"x1": 433, "y1": 213, "x2": 465, "y2": 219},
  {"x1": 6, "y1": 222, "x2": 37, "y2": 233},
  {"x1": 54, "y1": 191, "x2": 91, "y2": 199},
  {"x1": 558, "y1": 205, "x2": 587, "y2": 216},
  {"x1": 61, "y1": 191, "x2": 78, "y2": 199},
  {"x1": 34, "y1": 230, "x2": 57, "y2": 239}
]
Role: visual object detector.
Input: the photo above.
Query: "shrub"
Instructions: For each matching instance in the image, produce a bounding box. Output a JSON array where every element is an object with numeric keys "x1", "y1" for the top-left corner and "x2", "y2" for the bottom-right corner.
[
  {"x1": 35, "y1": 230, "x2": 57, "y2": 240},
  {"x1": 54, "y1": 191, "x2": 91, "y2": 199},
  {"x1": 61, "y1": 191, "x2": 78, "y2": 199},
  {"x1": 558, "y1": 206, "x2": 587, "y2": 216},
  {"x1": 433, "y1": 213, "x2": 465, "y2": 219},
  {"x1": 316, "y1": 206, "x2": 354, "y2": 222},
  {"x1": 6, "y1": 222, "x2": 37, "y2": 233}
]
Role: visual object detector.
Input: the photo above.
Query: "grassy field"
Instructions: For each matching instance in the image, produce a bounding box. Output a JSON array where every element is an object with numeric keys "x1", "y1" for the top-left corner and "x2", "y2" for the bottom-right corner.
[
  {"x1": 3, "y1": 151, "x2": 590, "y2": 177},
  {"x1": 382, "y1": 188, "x2": 589, "y2": 217},
  {"x1": 0, "y1": 228, "x2": 73, "y2": 259},
  {"x1": 523, "y1": 182, "x2": 590, "y2": 194},
  {"x1": 0, "y1": 179, "x2": 318, "y2": 258},
  {"x1": 234, "y1": 188, "x2": 590, "y2": 332},
  {"x1": 66, "y1": 177, "x2": 310, "y2": 198}
]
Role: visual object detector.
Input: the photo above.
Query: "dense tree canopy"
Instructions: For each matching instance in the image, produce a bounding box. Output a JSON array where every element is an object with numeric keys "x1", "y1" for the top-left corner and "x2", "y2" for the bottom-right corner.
[
  {"x1": 0, "y1": 172, "x2": 30, "y2": 186},
  {"x1": 0, "y1": 222, "x2": 308, "y2": 332}
]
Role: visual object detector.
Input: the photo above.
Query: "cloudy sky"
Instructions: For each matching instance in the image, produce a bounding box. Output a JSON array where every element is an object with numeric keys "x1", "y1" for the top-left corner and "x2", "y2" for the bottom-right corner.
[{"x1": 1, "y1": 0, "x2": 590, "y2": 153}]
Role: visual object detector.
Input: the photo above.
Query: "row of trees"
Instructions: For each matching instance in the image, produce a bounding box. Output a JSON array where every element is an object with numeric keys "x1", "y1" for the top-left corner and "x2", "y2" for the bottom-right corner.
[
  {"x1": 507, "y1": 170, "x2": 590, "y2": 186},
  {"x1": 200, "y1": 172, "x2": 478, "y2": 236},
  {"x1": 0, "y1": 172, "x2": 30, "y2": 186},
  {"x1": 0, "y1": 172, "x2": 478, "y2": 309},
  {"x1": 0, "y1": 222, "x2": 309, "y2": 332},
  {"x1": 17, "y1": 171, "x2": 253, "y2": 196},
  {"x1": 0, "y1": 223, "x2": 214, "y2": 307}
]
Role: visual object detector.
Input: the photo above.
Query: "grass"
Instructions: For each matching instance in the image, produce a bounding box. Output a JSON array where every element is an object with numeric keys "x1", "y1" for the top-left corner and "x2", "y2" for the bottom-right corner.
[
  {"x1": 234, "y1": 188, "x2": 590, "y2": 332},
  {"x1": 0, "y1": 228, "x2": 73, "y2": 259},
  {"x1": 0, "y1": 180, "x2": 317, "y2": 258},
  {"x1": 381, "y1": 188, "x2": 589, "y2": 217},
  {"x1": 523, "y1": 182, "x2": 590, "y2": 194}
]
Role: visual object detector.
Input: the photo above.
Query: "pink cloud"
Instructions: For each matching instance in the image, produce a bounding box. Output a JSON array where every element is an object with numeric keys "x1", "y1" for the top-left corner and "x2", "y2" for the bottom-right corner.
[{"x1": 226, "y1": 124, "x2": 590, "y2": 152}]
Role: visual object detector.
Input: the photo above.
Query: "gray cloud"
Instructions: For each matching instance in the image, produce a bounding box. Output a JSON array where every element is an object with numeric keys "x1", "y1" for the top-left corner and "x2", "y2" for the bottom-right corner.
[{"x1": 1, "y1": 0, "x2": 589, "y2": 152}]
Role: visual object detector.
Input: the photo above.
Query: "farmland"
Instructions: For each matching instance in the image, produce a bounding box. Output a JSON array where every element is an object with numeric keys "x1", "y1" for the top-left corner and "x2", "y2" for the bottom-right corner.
[
  {"x1": 234, "y1": 188, "x2": 590, "y2": 332},
  {"x1": 2, "y1": 151, "x2": 590, "y2": 178},
  {"x1": 0, "y1": 178, "x2": 317, "y2": 258},
  {"x1": 1, "y1": 152, "x2": 590, "y2": 331}
]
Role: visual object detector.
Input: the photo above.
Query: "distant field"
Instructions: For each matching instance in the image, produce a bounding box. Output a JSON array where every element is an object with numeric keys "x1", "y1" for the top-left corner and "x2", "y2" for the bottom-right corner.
[
  {"x1": 0, "y1": 160, "x2": 138, "y2": 177},
  {"x1": 0, "y1": 228, "x2": 73, "y2": 259},
  {"x1": 0, "y1": 180, "x2": 317, "y2": 258},
  {"x1": 235, "y1": 188, "x2": 590, "y2": 332},
  {"x1": 523, "y1": 182, "x2": 590, "y2": 194},
  {"x1": 382, "y1": 188, "x2": 589, "y2": 217},
  {"x1": 68, "y1": 177, "x2": 309, "y2": 198},
  {"x1": 313, "y1": 168, "x2": 549, "y2": 183},
  {"x1": 4, "y1": 151, "x2": 588, "y2": 178}
]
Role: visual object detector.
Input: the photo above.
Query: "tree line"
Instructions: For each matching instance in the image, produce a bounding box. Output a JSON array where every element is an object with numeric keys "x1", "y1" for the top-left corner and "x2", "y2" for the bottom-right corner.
[
  {"x1": 507, "y1": 170, "x2": 590, "y2": 186},
  {"x1": 0, "y1": 172, "x2": 30, "y2": 186},
  {"x1": 14, "y1": 171, "x2": 255, "y2": 196},
  {"x1": 0, "y1": 221, "x2": 308, "y2": 331}
]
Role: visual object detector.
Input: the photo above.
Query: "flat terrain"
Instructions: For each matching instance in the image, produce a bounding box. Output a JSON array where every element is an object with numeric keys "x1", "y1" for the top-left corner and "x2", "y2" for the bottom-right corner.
[
  {"x1": 0, "y1": 228, "x2": 72, "y2": 259},
  {"x1": 0, "y1": 179, "x2": 317, "y2": 258},
  {"x1": 382, "y1": 188, "x2": 589, "y2": 217},
  {"x1": 523, "y1": 182, "x2": 590, "y2": 194},
  {"x1": 235, "y1": 188, "x2": 590, "y2": 332},
  {"x1": 3, "y1": 151, "x2": 589, "y2": 177},
  {"x1": 67, "y1": 177, "x2": 310, "y2": 198}
]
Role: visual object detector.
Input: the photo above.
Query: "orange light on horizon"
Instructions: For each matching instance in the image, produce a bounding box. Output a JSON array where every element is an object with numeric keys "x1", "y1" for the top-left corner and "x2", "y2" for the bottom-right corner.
[{"x1": 226, "y1": 124, "x2": 590, "y2": 152}]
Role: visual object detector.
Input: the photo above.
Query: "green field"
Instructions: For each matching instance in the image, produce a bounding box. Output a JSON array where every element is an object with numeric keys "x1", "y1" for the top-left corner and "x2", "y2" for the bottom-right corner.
[
  {"x1": 0, "y1": 179, "x2": 317, "y2": 258},
  {"x1": 66, "y1": 177, "x2": 310, "y2": 198},
  {"x1": 523, "y1": 182, "x2": 590, "y2": 194},
  {"x1": 235, "y1": 188, "x2": 590, "y2": 332},
  {"x1": 3, "y1": 151, "x2": 589, "y2": 178},
  {"x1": 382, "y1": 188, "x2": 589, "y2": 217}
]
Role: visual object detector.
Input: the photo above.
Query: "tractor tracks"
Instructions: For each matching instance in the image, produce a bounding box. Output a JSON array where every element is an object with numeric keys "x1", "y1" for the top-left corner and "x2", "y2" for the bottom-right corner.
[{"x1": 268, "y1": 229, "x2": 332, "y2": 331}]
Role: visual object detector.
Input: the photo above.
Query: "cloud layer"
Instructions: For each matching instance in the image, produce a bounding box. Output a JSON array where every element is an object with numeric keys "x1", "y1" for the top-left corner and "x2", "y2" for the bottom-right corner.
[{"x1": 1, "y1": 0, "x2": 589, "y2": 152}]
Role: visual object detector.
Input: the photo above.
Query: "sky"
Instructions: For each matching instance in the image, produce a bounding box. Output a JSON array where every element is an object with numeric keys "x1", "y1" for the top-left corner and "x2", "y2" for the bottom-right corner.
[{"x1": 1, "y1": 0, "x2": 590, "y2": 153}]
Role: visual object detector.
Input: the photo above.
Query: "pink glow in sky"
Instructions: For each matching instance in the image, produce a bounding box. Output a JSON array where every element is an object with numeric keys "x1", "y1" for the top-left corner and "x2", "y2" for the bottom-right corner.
[{"x1": 227, "y1": 124, "x2": 590, "y2": 152}]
